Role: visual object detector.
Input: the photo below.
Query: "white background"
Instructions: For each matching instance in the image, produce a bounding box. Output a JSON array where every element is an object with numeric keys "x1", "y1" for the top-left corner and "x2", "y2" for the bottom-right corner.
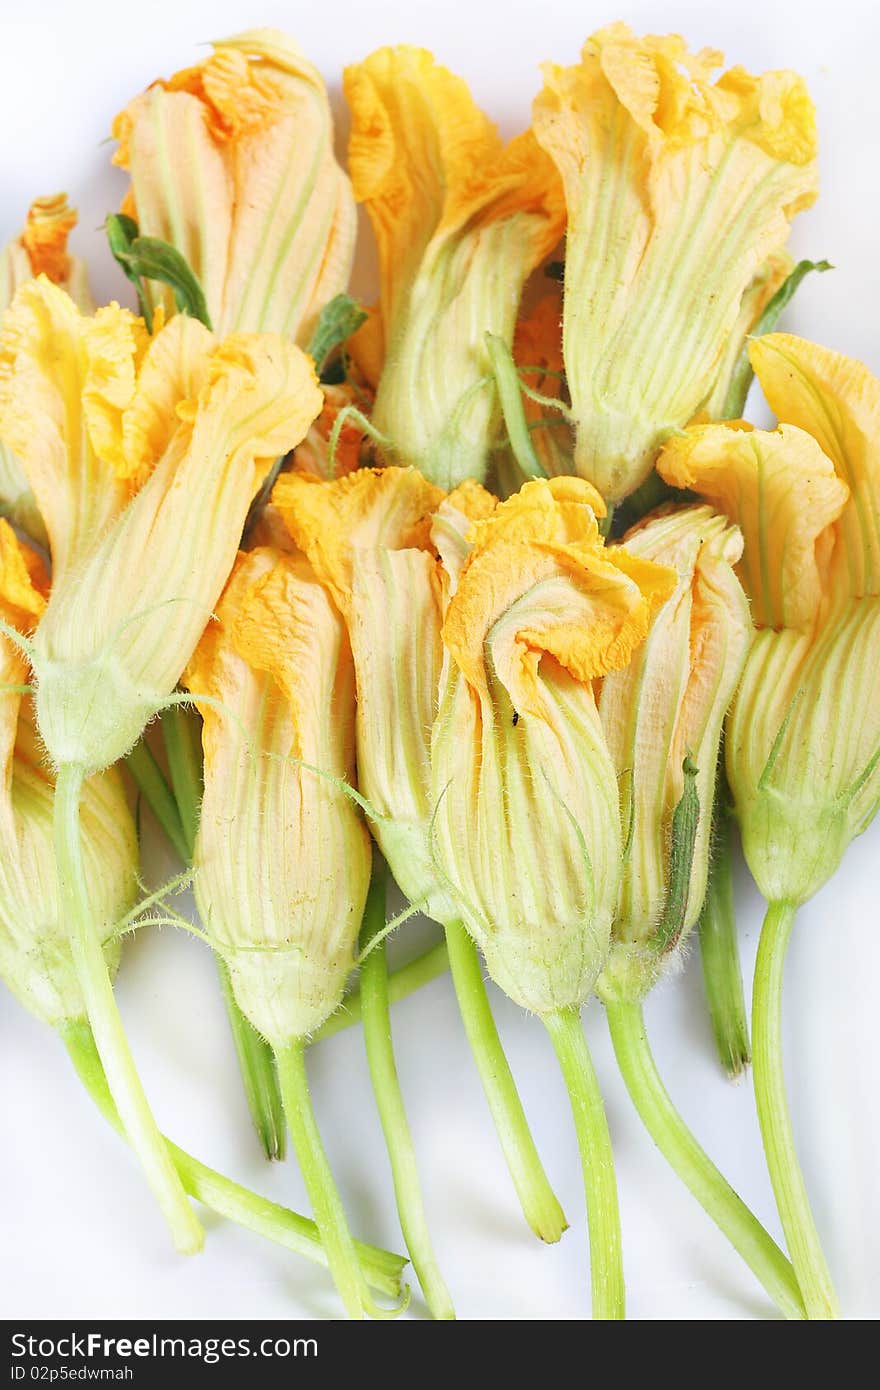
[{"x1": 1, "y1": 0, "x2": 878, "y2": 1322}]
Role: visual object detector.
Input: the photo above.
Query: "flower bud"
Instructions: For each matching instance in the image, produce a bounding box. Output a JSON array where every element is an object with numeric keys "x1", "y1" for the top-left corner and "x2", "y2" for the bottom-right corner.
[
  {"x1": 112, "y1": 30, "x2": 355, "y2": 344},
  {"x1": 186, "y1": 547, "x2": 370, "y2": 1045},
  {"x1": 659, "y1": 333, "x2": 880, "y2": 904},
  {"x1": 431, "y1": 479, "x2": 675, "y2": 1014},
  {"x1": 596, "y1": 506, "x2": 751, "y2": 1000},
  {"x1": 533, "y1": 23, "x2": 817, "y2": 502},
  {"x1": 344, "y1": 46, "x2": 564, "y2": 488}
]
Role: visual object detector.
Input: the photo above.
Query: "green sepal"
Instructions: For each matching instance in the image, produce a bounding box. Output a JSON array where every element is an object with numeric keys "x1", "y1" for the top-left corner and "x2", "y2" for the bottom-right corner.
[
  {"x1": 307, "y1": 294, "x2": 367, "y2": 379},
  {"x1": 654, "y1": 754, "x2": 700, "y2": 954},
  {"x1": 722, "y1": 258, "x2": 832, "y2": 420},
  {"x1": 485, "y1": 332, "x2": 547, "y2": 482},
  {"x1": 106, "y1": 215, "x2": 212, "y2": 332}
]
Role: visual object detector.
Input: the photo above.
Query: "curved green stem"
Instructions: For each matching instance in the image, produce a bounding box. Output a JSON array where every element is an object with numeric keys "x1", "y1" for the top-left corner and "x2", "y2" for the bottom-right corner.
[
  {"x1": 544, "y1": 1007, "x2": 624, "y2": 1320},
  {"x1": 54, "y1": 763, "x2": 203, "y2": 1254},
  {"x1": 445, "y1": 919, "x2": 567, "y2": 1243},
  {"x1": 606, "y1": 998, "x2": 805, "y2": 1319},
  {"x1": 698, "y1": 804, "x2": 751, "y2": 1077},
  {"x1": 360, "y1": 866, "x2": 454, "y2": 1319},
  {"x1": 275, "y1": 1039, "x2": 406, "y2": 1320},
  {"x1": 161, "y1": 704, "x2": 286, "y2": 1162},
  {"x1": 124, "y1": 739, "x2": 190, "y2": 862},
  {"x1": 753, "y1": 902, "x2": 840, "y2": 1319},
  {"x1": 60, "y1": 1019, "x2": 404, "y2": 1298},
  {"x1": 315, "y1": 940, "x2": 450, "y2": 1041}
]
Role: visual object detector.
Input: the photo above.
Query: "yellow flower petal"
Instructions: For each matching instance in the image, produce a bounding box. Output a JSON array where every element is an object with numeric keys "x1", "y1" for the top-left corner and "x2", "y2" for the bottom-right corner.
[
  {"x1": 272, "y1": 465, "x2": 444, "y2": 617},
  {"x1": 750, "y1": 332, "x2": 880, "y2": 600},
  {"x1": 32, "y1": 331, "x2": 321, "y2": 772},
  {"x1": 658, "y1": 420, "x2": 849, "y2": 630},
  {"x1": 113, "y1": 29, "x2": 355, "y2": 344},
  {"x1": 443, "y1": 477, "x2": 675, "y2": 713},
  {"x1": 0, "y1": 279, "x2": 131, "y2": 583},
  {"x1": 533, "y1": 23, "x2": 818, "y2": 501}
]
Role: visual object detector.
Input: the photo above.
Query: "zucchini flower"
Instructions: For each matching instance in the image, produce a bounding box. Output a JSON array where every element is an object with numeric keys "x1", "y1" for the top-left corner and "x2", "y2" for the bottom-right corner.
[
  {"x1": 533, "y1": 23, "x2": 818, "y2": 502},
  {"x1": 656, "y1": 332, "x2": 880, "y2": 1319},
  {"x1": 598, "y1": 506, "x2": 751, "y2": 1001},
  {"x1": 184, "y1": 545, "x2": 400, "y2": 1320},
  {"x1": 112, "y1": 29, "x2": 355, "y2": 343},
  {"x1": 0, "y1": 520, "x2": 135, "y2": 1027},
  {"x1": 494, "y1": 291, "x2": 573, "y2": 495},
  {"x1": 0, "y1": 277, "x2": 322, "y2": 773},
  {"x1": 432, "y1": 479, "x2": 675, "y2": 1016},
  {"x1": 344, "y1": 46, "x2": 564, "y2": 487},
  {"x1": 0, "y1": 195, "x2": 92, "y2": 542},
  {"x1": 275, "y1": 466, "x2": 570, "y2": 1247}
]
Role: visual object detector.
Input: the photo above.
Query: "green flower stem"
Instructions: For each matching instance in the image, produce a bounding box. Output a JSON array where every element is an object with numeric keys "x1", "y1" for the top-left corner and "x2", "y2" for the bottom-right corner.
[
  {"x1": 275, "y1": 1038, "x2": 405, "y2": 1320},
  {"x1": 445, "y1": 919, "x2": 567, "y2": 1243},
  {"x1": 60, "y1": 1019, "x2": 405, "y2": 1298},
  {"x1": 606, "y1": 998, "x2": 805, "y2": 1320},
  {"x1": 54, "y1": 763, "x2": 203, "y2": 1254},
  {"x1": 124, "y1": 740, "x2": 189, "y2": 862},
  {"x1": 698, "y1": 806, "x2": 751, "y2": 1078},
  {"x1": 314, "y1": 940, "x2": 450, "y2": 1041},
  {"x1": 753, "y1": 902, "x2": 840, "y2": 1319},
  {"x1": 544, "y1": 1007, "x2": 624, "y2": 1320},
  {"x1": 161, "y1": 704, "x2": 286, "y2": 1162},
  {"x1": 360, "y1": 865, "x2": 454, "y2": 1319}
]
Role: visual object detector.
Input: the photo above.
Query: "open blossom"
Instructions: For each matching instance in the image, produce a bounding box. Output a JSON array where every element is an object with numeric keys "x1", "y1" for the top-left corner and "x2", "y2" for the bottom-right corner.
[
  {"x1": 277, "y1": 468, "x2": 675, "y2": 1014},
  {"x1": 659, "y1": 333, "x2": 880, "y2": 904},
  {"x1": 344, "y1": 46, "x2": 564, "y2": 488},
  {"x1": 0, "y1": 196, "x2": 92, "y2": 542},
  {"x1": 112, "y1": 29, "x2": 355, "y2": 344},
  {"x1": 0, "y1": 522, "x2": 135, "y2": 1027},
  {"x1": 533, "y1": 23, "x2": 817, "y2": 502},
  {"x1": 596, "y1": 506, "x2": 751, "y2": 1001},
  {"x1": 185, "y1": 545, "x2": 370, "y2": 1045},
  {"x1": 0, "y1": 278, "x2": 322, "y2": 773}
]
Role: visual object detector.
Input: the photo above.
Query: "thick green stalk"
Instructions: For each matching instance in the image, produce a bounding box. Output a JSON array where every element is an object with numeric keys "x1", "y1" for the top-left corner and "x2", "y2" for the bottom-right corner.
[
  {"x1": 544, "y1": 1008, "x2": 624, "y2": 1320},
  {"x1": 360, "y1": 866, "x2": 454, "y2": 1319},
  {"x1": 54, "y1": 763, "x2": 203, "y2": 1254},
  {"x1": 753, "y1": 902, "x2": 840, "y2": 1319},
  {"x1": 444, "y1": 919, "x2": 567, "y2": 1243},
  {"x1": 275, "y1": 1039, "x2": 405, "y2": 1320},
  {"x1": 606, "y1": 998, "x2": 805, "y2": 1319},
  {"x1": 161, "y1": 704, "x2": 286, "y2": 1162},
  {"x1": 698, "y1": 806, "x2": 751, "y2": 1078},
  {"x1": 124, "y1": 740, "x2": 189, "y2": 862},
  {"x1": 60, "y1": 1019, "x2": 404, "y2": 1297},
  {"x1": 315, "y1": 940, "x2": 450, "y2": 1041}
]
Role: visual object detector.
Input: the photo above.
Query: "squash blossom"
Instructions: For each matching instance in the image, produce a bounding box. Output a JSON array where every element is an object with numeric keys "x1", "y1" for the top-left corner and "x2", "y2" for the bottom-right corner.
[
  {"x1": 597, "y1": 505, "x2": 751, "y2": 1001},
  {"x1": 274, "y1": 466, "x2": 571, "y2": 1248},
  {"x1": 0, "y1": 195, "x2": 92, "y2": 543},
  {"x1": 344, "y1": 46, "x2": 565, "y2": 488},
  {"x1": 431, "y1": 478, "x2": 675, "y2": 1014},
  {"x1": 186, "y1": 545, "x2": 370, "y2": 1045},
  {"x1": 184, "y1": 546, "x2": 403, "y2": 1321},
  {"x1": 112, "y1": 29, "x2": 355, "y2": 344},
  {"x1": 658, "y1": 333, "x2": 880, "y2": 1320},
  {"x1": 0, "y1": 278, "x2": 322, "y2": 774},
  {"x1": 0, "y1": 520, "x2": 136, "y2": 1027},
  {"x1": 533, "y1": 22, "x2": 818, "y2": 502}
]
